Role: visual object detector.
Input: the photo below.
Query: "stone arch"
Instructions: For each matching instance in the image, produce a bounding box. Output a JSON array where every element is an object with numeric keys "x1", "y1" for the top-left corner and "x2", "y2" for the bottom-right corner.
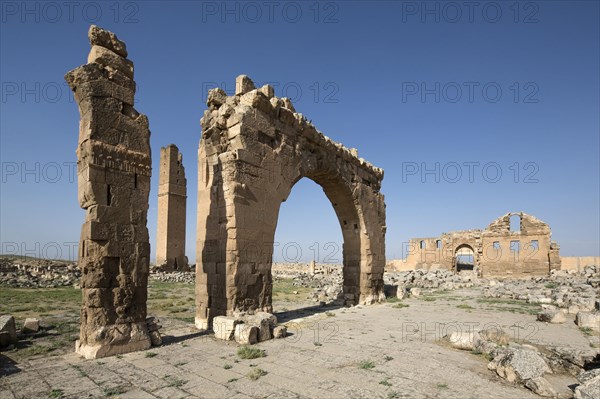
[
  {"x1": 195, "y1": 76, "x2": 386, "y2": 329},
  {"x1": 454, "y1": 243, "x2": 476, "y2": 272}
]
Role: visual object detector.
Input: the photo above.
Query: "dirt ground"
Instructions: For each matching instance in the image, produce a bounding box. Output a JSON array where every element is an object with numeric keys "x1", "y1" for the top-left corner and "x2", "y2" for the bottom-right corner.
[{"x1": 0, "y1": 283, "x2": 597, "y2": 398}]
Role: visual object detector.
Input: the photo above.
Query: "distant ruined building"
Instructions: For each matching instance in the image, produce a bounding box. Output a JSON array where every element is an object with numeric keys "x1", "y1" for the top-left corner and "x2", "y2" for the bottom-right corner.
[
  {"x1": 395, "y1": 212, "x2": 561, "y2": 277},
  {"x1": 156, "y1": 144, "x2": 189, "y2": 271}
]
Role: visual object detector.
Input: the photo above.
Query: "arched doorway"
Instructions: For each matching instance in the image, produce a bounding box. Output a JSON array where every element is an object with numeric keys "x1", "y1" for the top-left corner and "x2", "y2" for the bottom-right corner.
[
  {"x1": 455, "y1": 244, "x2": 475, "y2": 272},
  {"x1": 194, "y1": 76, "x2": 386, "y2": 329}
]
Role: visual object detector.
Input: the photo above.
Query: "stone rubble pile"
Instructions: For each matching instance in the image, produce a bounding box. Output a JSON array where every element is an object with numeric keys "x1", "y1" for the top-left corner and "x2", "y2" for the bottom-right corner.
[
  {"x1": 272, "y1": 262, "x2": 344, "y2": 304},
  {"x1": 149, "y1": 268, "x2": 196, "y2": 284},
  {"x1": 0, "y1": 258, "x2": 80, "y2": 288},
  {"x1": 213, "y1": 312, "x2": 287, "y2": 345},
  {"x1": 445, "y1": 326, "x2": 600, "y2": 397},
  {"x1": 0, "y1": 315, "x2": 42, "y2": 349},
  {"x1": 384, "y1": 268, "x2": 478, "y2": 298},
  {"x1": 482, "y1": 266, "x2": 600, "y2": 313}
]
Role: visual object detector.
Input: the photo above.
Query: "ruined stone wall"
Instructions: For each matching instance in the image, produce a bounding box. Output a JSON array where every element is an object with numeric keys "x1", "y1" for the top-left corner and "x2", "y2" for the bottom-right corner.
[
  {"x1": 561, "y1": 257, "x2": 600, "y2": 272},
  {"x1": 481, "y1": 213, "x2": 554, "y2": 277},
  {"x1": 156, "y1": 145, "x2": 188, "y2": 271},
  {"x1": 395, "y1": 212, "x2": 559, "y2": 277},
  {"x1": 196, "y1": 75, "x2": 386, "y2": 329},
  {"x1": 66, "y1": 26, "x2": 151, "y2": 358}
]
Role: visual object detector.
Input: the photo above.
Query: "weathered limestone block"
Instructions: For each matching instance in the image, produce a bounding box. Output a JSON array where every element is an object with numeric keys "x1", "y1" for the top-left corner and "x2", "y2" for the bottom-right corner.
[
  {"x1": 490, "y1": 347, "x2": 551, "y2": 383},
  {"x1": 235, "y1": 75, "x2": 255, "y2": 95},
  {"x1": 88, "y1": 25, "x2": 128, "y2": 57},
  {"x1": 0, "y1": 315, "x2": 17, "y2": 347},
  {"x1": 575, "y1": 375, "x2": 600, "y2": 399},
  {"x1": 524, "y1": 376, "x2": 558, "y2": 397},
  {"x1": 576, "y1": 312, "x2": 600, "y2": 332},
  {"x1": 22, "y1": 318, "x2": 40, "y2": 333},
  {"x1": 213, "y1": 316, "x2": 242, "y2": 341},
  {"x1": 273, "y1": 325, "x2": 287, "y2": 339},
  {"x1": 234, "y1": 324, "x2": 258, "y2": 345},
  {"x1": 537, "y1": 307, "x2": 566, "y2": 324},
  {"x1": 66, "y1": 25, "x2": 152, "y2": 359},
  {"x1": 245, "y1": 313, "x2": 276, "y2": 342},
  {"x1": 447, "y1": 331, "x2": 480, "y2": 351}
]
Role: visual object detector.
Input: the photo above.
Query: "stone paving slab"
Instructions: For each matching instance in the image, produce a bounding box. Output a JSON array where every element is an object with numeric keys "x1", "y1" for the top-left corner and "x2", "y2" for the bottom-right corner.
[{"x1": 4, "y1": 292, "x2": 593, "y2": 398}]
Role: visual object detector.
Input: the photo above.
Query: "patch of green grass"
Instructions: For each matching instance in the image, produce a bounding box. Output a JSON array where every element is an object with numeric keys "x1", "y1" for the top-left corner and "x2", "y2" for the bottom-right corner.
[
  {"x1": 384, "y1": 355, "x2": 393, "y2": 361},
  {"x1": 165, "y1": 377, "x2": 187, "y2": 387},
  {"x1": 387, "y1": 391, "x2": 400, "y2": 399},
  {"x1": 223, "y1": 364, "x2": 232, "y2": 369},
  {"x1": 421, "y1": 296, "x2": 437, "y2": 302},
  {"x1": 247, "y1": 368, "x2": 268, "y2": 381},
  {"x1": 379, "y1": 377, "x2": 392, "y2": 387},
  {"x1": 358, "y1": 360, "x2": 375, "y2": 370},
  {"x1": 325, "y1": 311, "x2": 336, "y2": 317},
  {"x1": 456, "y1": 304, "x2": 474, "y2": 310},
  {"x1": 272, "y1": 278, "x2": 311, "y2": 302},
  {"x1": 116, "y1": 355, "x2": 123, "y2": 359},
  {"x1": 314, "y1": 342, "x2": 322, "y2": 347},
  {"x1": 174, "y1": 361, "x2": 187, "y2": 367},
  {"x1": 392, "y1": 303, "x2": 409, "y2": 309},
  {"x1": 103, "y1": 387, "x2": 125, "y2": 397},
  {"x1": 471, "y1": 350, "x2": 493, "y2": 361},
  {"x1": 227, "y1": 378, "x2": 239, "y2": 383},
  {"x1": 237, "y1": 345, "x2": 266, "y2": 359},
  {"x1": 48, "y1": 389, "x2": 64, "y2": 398},
  {"x1": 145, "y1": 351, "x2": 158, "y2": 358},
  {"x1": 71, "y1": 364, "x2": 87, "y2": 377},
  {"x1": 386, "y1": 296, "x2": 400, "y2": 303},
  {"x1": 580, "y1": 327, "x2": 595, "y2": 336},
  {"x1": 437, "y1": 383, "x2": 448, "y2": 389},
  {"x1": 545, "y1": 283, "x2": 557, "y2": 289}
]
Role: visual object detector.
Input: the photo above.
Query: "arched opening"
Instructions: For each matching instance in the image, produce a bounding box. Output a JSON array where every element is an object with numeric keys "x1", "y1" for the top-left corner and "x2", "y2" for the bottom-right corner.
[
  {"x1": 455, "y1": 244, "x2": 475, "y2": 272},
  {"x1": 510, "y1": 214, "x2": 521, "y2": 232},
  {"x1": 272, "y1": 178, "x2": 343, "y2": 313}
]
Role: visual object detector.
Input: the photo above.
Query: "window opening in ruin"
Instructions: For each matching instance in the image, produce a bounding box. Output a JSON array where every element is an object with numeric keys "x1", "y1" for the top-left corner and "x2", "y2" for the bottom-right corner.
[
  {"x1": 420, "y1": 240, "x2": 426, "y2": 249},
  {"x1": 510, "y1": 214, "x2": 521, "y2": 232},
  {"x1": 455, "y1": 246, "x2": 474, "y2": 272},
  {"x1": 510, "y1": 240, "x2": 520, "y2": 252}
]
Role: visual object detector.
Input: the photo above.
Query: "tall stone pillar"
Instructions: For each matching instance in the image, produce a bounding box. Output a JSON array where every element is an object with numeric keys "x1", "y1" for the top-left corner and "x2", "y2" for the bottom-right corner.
[
  {"x1": 156, "y1": 144, "x2": 188, "y2": 271},
  {"x1": 65, "y1": 25, "x2": 152, "y2": 358}
]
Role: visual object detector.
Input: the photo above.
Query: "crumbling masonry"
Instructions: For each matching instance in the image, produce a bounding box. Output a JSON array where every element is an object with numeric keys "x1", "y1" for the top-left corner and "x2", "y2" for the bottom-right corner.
[
  {"x1": 195, "y1": 76, "x2": 387, "y2": 329},
  {"x1": 402, "y1": 212, "x2": 561, "y2": 277},
  {"x1": 156, "y1": 144, "x2": 188, "y2": 271},
  {"x1": 66, "y1": 26, "x2": 152, "y2": 358}
]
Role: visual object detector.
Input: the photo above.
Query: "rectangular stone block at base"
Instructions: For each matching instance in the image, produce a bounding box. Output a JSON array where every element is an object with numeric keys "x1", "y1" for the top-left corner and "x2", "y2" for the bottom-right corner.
[
  {"x1": 76, "y1": 320, "x2": 151, "y2": 359},
  {"x1": 76, "y1": 336, "x2": 151, "y2": 359},
  {"x1": 213, "y1": 316, "x2": 242, "y2": 340},
  {"x1": 195, "y1": 317, "x2": 209, "y2": 330}
]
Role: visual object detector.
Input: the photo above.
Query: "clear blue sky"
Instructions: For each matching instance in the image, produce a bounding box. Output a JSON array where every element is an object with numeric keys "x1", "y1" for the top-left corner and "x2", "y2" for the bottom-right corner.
[{"x1": 1, "y1": 1, "x2": 598, "y2": 263}]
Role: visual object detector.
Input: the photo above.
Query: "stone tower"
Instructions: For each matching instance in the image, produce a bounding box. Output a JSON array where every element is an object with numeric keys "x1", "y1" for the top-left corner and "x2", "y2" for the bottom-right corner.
[
  {"x1": 65, "y1": 25, "x2": 152, "y2": 358},
  {"x1": 156, "y1": 144, "x2": 188, "y2": 271}
]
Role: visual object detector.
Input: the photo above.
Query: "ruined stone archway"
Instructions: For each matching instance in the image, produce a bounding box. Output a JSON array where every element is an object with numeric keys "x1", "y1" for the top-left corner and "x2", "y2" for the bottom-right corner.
[
  {"x1": 195, "y1": 76, "x2": 386, "y2": 329},
  {"x1": 454, "y1": 244, "x2": 476, "y2": 272}
]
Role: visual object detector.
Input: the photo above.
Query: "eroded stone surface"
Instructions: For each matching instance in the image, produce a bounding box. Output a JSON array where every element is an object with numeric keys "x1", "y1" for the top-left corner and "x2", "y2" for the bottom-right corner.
[
  {"x1": 65, "y1": 25, "x2": 152, "y2": 359},
  {"x1": 195, "y1": 75, "x2": 386, "y2": 328}
]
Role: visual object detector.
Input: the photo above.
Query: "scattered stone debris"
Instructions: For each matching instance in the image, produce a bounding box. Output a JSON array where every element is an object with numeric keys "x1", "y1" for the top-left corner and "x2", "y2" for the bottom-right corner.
[
  {"x1": 537, "y1": 306, "x2": 567, "y2": 324},
  {"x1": 0, "y1": 315, "x2": 17, "y2": 348},
  {"x1": 146, "y1": 317, "x2": 163, "y2": 346},
  {"x1": 0, "y1": 257, "x2": 80, "y2": 288},
  {"x1": 213, "y1": 311, "x2": 286, "y2": 345},
  {"x1": 22, "y1": 318, "x2": 40, "y2": 333}
]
